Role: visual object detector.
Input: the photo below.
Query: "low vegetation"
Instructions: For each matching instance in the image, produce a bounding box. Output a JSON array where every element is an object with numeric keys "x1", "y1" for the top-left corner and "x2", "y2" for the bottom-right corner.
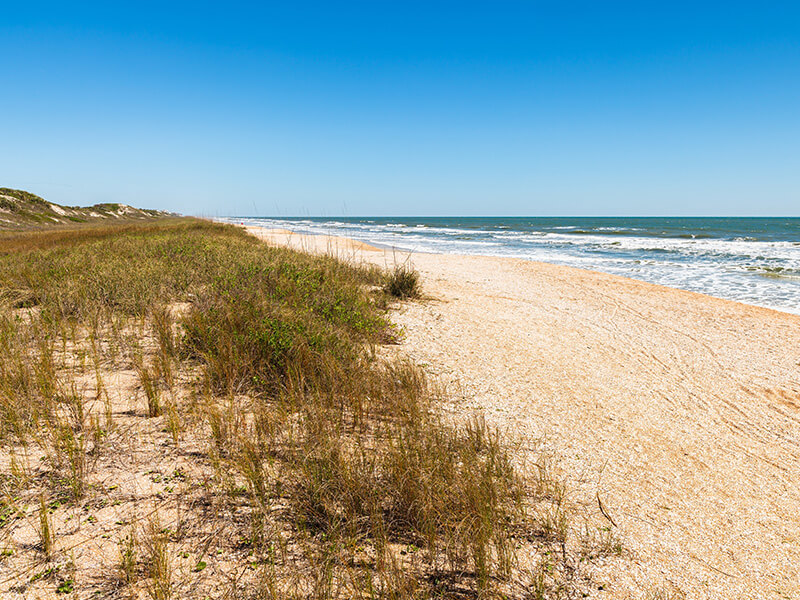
[
  {"x1": 384, "y1": 264, "x2": 421, "y2": 299},
  {"x1": 0, "y1": 187, "x2": 170, "y2": 230},
  {"x1": 0, "y1": 216, "x2": 621, "y2": 598}
]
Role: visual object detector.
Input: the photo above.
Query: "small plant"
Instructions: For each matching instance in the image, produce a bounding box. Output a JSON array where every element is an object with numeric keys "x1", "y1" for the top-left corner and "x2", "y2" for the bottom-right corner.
[
  {"x1": 151, "y1": 305, "x2": 177, "y2": 389},
  {"x1": 30, "y1": 564, "x2": 61, "y2": 582},
  {"x1": 165, "y1": 400, "x2": 181, "y2": 445},
  {"x1": 37, "y1": 494, "x2": 54, "y2": 559},
  {"x1": 384, "y1": 264, "x2": 421, "y2": 299},
  {"x1": 144, "y1": 516, "x2": 172, "y2": 600},
  {"x1": 594, "y1": 524, "x2": 623, "y2": 556},
  {"x1": 134, "y1": 353, "x2": 162, "y2": 417},
  {"x1": 52, "y1": 423, "x2": 87, "y2": 501},
  {"x1": 118, "y1": 526, "x2": 138, "y2": 584},
  {"x1": 7, "y1": 451, "x2": 28, "y2": 490}
]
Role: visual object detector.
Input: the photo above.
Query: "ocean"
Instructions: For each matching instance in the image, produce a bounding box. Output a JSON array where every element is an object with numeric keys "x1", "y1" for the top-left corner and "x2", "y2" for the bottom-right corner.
[{"x1": 223, "y1": 216, "x2": 800, "y2": 315}]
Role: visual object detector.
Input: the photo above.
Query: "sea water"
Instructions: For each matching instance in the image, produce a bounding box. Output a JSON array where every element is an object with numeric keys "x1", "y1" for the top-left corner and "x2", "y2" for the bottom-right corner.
[{"x1": 223, "y1": 216, "x2": 800, "y2": 315}]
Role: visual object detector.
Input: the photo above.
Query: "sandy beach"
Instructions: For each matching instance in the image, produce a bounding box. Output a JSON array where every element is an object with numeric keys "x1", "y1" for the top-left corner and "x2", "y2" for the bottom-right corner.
[{"x1": 247, "y1": 225, "x2": 800, "y2": 599}]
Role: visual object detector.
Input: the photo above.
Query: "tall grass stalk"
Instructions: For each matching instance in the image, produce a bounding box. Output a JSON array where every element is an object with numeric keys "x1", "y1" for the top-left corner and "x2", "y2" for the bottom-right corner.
[
  {"x1": 37, "y1": 494, "x2": 54, "y2": 559},
  {"x1": 144, "y1": 515, "x2": 172, "y2": 600},
  {"x1": 134, "y1": 352, "x2": 162, "y2": 418}
]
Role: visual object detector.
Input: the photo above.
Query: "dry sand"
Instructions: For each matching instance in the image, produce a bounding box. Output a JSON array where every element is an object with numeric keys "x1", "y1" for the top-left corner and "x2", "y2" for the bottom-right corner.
[{"x1": 247, "y1": 226, "x2": 800, "y2": 599}]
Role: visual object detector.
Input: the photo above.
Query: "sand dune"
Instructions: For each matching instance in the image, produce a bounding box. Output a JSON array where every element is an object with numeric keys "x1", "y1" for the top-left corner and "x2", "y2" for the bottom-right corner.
[{"x1": 248, "y1": 226, "x2": 800, "y2": 599}]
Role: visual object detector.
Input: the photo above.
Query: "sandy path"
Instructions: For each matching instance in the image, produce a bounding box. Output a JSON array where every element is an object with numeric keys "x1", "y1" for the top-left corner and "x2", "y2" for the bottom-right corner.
[{"x1": 247, "y1": 227, "x2": 800, "y2": 599}]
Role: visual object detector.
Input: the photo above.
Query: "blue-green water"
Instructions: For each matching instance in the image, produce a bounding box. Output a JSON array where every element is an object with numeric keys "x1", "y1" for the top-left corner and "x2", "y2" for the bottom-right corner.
[{"x1": 226, "y1": 217, "x2": 800, "y2": 315}]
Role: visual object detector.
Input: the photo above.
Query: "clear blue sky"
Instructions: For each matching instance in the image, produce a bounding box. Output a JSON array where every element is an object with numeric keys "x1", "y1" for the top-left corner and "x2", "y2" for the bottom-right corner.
[{"x1": 2, "y1": 1, "x2": 798, "y2": 216}]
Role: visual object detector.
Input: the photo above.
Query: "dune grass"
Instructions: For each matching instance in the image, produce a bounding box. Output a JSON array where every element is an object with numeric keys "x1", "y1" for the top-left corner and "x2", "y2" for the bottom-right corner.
[
  {"x1": 0, "y1": 218, "x2": 616, "y2": 598},
  {"x1": 384, "y1": 264, "x2": 421, "y2": 300}
]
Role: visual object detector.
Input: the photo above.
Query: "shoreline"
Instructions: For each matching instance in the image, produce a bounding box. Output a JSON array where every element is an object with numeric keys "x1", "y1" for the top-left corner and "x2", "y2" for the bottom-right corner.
[
  {"x1": 242, "y1": 224, "x2": 800, "y2": 321},
  {"x1": 245, "y1": 223, "x2": 800, "y2": 598}
]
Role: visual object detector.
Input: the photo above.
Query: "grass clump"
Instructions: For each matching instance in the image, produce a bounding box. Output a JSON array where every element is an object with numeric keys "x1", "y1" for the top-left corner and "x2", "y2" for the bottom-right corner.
[
  {"x1": 118, "y1": 527, "x2": 138, "y2": 585},
  {"x1": 37, "y1": 495, "x2": 54, "y2": 559},
  {"x1": 294, "y1": 408, "x2": 523, "y2": 590},
  {"x1": 144, "y1": 516, "x2": 172, "y2": 600},
  {"x1": 384, "y1": 264, "x2": 421, "y2": 299}
]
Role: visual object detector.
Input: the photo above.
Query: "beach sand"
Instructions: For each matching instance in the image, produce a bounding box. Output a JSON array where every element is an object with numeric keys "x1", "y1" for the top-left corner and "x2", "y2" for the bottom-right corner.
[{"x1": 246, "y1": 226, "x2": 800, "y2": 599}]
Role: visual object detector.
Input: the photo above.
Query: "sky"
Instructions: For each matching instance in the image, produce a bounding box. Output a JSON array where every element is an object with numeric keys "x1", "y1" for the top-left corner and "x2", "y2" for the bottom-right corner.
[{"x1": 1, "y1": 1, "x2": 799, "y2": 216}]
